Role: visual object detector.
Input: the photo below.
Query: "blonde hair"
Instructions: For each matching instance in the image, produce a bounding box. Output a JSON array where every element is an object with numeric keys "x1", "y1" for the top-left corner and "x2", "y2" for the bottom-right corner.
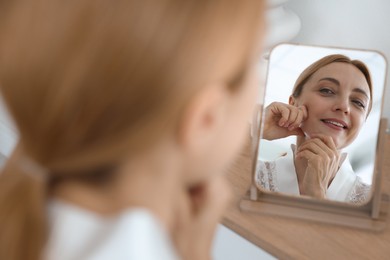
[
  {"x1": 292, "y1": 54, "x2": 373, "y2": 114},
  {"x1": 0, "y1": 0, "x2": 264, "y2": 259}
]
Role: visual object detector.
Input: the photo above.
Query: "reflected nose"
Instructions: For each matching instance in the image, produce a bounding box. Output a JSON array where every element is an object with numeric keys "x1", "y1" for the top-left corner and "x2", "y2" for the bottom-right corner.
[{"x1": 333, "y1": 97, "x2": 350, "y2": 114}]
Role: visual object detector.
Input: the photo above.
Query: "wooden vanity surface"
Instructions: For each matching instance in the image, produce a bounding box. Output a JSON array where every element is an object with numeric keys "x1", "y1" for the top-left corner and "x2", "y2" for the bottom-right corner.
[{"x1": 222, "y1": 134, "x2": 390, "y2": 259}]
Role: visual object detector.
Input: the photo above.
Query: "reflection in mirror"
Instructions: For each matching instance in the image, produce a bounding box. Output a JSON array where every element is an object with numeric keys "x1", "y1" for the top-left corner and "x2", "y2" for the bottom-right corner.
[{"x1": 254, "y1": 44, "x2": 387, "y2": 204}]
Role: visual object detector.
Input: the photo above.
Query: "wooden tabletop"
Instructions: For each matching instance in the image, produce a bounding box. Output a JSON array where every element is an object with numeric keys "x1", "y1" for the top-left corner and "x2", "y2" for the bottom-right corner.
[{"x1": 222, "y1": 134, "x2": 390, "y2": 259}]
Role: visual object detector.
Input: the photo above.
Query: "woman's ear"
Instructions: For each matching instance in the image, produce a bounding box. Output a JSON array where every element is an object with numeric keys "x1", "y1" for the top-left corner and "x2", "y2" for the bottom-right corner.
[{"x1": 176, "y1": 84, "x2": 227, "y2": 153}]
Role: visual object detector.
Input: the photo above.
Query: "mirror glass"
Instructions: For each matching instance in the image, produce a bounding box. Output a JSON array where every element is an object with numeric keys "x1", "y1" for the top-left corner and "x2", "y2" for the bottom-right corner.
[{"x1": 255, "y1": 43, "x2": 387, "y2": 204}]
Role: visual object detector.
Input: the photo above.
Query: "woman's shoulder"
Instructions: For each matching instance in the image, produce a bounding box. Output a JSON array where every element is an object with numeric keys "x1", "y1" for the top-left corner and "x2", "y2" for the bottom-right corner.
[
  {"x1": 337, "y1": 154, "x2": 372, "y2": 204},
  {"x1": 346, "y1": 177, "x2": 371, "y2": 205}
]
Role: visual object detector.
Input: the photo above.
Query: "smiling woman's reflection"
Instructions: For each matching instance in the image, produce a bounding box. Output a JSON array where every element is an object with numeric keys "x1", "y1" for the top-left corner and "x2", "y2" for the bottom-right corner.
[{"x1": 256, "y1": 54, "x2": 372, "y2": 204}]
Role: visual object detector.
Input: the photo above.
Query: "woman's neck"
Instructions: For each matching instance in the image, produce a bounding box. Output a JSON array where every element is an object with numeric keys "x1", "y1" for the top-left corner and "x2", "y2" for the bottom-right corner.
[{"x1": 51, "y1": 145, "x2": 184, "y2": 233}]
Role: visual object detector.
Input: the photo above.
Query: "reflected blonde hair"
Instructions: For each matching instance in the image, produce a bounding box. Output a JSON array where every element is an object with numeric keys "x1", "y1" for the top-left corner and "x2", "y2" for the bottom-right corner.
[
  {"x1": 292, "y1": 54, "x2": 373, "y2": 113},
  {"x1": 0, "y1": 0, "x2": 264, "y2": 259}
]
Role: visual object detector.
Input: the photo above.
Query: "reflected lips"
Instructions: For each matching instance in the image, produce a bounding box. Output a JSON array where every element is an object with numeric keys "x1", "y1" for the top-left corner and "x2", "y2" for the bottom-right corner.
[{"x1": 321, "y1": 118, "x2": 348, "y2": 131}]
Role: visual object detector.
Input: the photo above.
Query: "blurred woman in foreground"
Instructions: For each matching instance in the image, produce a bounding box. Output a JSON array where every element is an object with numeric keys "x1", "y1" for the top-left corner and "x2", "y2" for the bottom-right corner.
[{"x1": 0, "y1": 0, "x2": 265, "y2": 259}]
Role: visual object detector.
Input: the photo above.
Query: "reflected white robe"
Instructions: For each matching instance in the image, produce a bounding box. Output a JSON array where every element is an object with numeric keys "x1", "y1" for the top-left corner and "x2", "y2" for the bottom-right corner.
[{"x1": 255, "y1": 145, "x2": 370, "y2": 204}]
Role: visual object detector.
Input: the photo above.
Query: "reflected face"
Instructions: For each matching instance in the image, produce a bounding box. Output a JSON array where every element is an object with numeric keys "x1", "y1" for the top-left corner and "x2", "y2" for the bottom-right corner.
[{"x1": 291, "y1": 62, "x2": 370, "y2": 149}]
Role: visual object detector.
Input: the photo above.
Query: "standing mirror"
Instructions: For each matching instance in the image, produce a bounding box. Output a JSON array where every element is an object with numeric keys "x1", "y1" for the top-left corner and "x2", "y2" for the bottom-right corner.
[{"x1": 241, "y1": 43, "x2": 388, "y2": 231}]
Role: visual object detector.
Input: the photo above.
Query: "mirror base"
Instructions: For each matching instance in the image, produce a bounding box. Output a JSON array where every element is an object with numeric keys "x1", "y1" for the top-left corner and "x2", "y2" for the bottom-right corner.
[{"x1": 239, "y1": 192, "x2": 389, "y2": 232}]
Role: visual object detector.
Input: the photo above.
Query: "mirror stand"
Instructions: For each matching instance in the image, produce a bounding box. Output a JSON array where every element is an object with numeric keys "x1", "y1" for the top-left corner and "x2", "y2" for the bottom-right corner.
[{"x1": 239, "y1": 118, "x2": 389, "y2": 232}]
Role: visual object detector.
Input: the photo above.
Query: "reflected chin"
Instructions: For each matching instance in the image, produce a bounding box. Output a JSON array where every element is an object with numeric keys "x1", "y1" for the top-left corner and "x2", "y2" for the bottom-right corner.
[
  {"x1": 334, "y1": 139, "x2": 342, "y2": 150},
  {"x1": 301, "y1": 127, "x2": 343, "y2": 150}
]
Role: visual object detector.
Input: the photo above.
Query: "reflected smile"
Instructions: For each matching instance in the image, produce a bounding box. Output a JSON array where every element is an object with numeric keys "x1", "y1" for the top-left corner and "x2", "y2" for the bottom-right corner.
[{"x1": 321, "y1": 119, "x2": 348, "y2": 130}]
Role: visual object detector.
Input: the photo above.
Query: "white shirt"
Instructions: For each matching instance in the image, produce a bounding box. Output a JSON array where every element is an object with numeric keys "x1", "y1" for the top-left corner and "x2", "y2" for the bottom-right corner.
[
  {"x1": 255, "y1": 145, "x2": 370, "y2": 203},
  {"x1": 44, "y1": 200, "x2": 179, "y2": 260}
]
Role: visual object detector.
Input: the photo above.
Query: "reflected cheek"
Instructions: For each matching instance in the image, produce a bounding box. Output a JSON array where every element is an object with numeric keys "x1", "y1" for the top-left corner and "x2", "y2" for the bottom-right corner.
[
  {"x1": 298, "y1": 120, "x2": 316, "y2": 137},
  {"x1": 347, "y1": 121, "x2": 363, "y2": 143},
  {"x1": 349, "y1": 114, "x2": 365, "y2": 135}
]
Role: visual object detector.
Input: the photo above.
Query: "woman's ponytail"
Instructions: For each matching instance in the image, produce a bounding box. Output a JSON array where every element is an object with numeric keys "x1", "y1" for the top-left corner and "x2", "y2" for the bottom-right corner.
[{"x1": 0, "y1": 145, "x2": 48, "y2": 260}]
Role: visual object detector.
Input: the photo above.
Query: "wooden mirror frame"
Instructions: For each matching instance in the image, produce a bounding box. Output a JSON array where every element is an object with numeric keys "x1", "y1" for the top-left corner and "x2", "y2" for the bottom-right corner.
[{"x1": 240, "y1": 44, "x2": 389, "y2": 232}]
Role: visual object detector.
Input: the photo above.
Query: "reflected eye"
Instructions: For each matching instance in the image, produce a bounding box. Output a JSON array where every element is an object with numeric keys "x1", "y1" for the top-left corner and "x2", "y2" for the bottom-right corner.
[
  {"x1": 353, "y1": 100, "x2": 366, "y2": 109},
  {"x1": 319, "y1": 88, "x2": 334, "y2": 95}
]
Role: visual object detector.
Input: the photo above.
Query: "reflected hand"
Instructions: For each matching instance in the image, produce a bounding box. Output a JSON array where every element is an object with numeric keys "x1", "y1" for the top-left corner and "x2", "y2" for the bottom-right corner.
[
  {"x1": 172, "y1": 175, "x2": 231, "y2": 260},
  {"x1": 262, "y1": 102, "x2": 308, "y2": 140},
  {"x1": 295, "y1": 134, "x2": 340, "y2": 199}
]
